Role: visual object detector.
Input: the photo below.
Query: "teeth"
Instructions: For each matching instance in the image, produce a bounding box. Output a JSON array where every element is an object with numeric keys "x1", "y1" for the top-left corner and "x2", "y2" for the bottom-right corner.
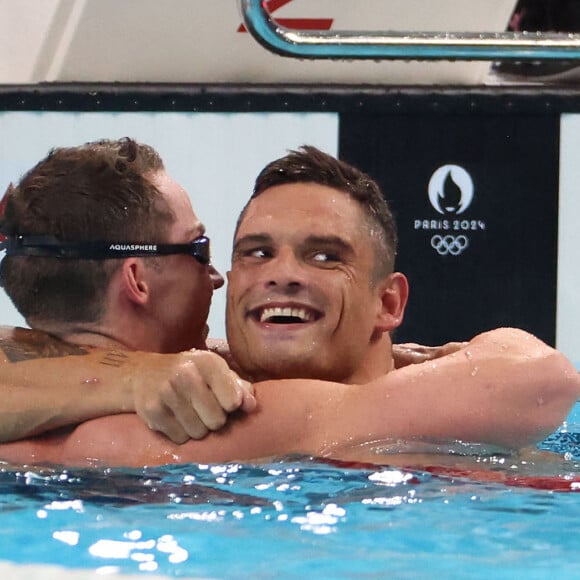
[{"x1": 259, "y1": 307, "x2": 313, "y2": 323}]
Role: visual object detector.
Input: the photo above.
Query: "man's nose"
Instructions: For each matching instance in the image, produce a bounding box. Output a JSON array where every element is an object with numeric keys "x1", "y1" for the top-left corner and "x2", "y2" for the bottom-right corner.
[
  {"x1": 209, "y1": 265, "x2": 224, "y2": 289},
  {"x1": 265, "y1": 248, "x2": 306, "y2": 289}
]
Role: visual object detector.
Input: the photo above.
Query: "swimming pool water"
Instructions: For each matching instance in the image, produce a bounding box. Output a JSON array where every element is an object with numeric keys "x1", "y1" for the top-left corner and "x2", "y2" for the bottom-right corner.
[{"x1": 0, "y1": 402, "x2": 579, "y2": 579}]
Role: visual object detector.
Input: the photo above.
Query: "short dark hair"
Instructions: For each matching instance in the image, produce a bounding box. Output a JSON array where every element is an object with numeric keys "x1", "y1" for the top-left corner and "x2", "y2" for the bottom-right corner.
[
  {"x1": 0, "y1": 138, "x2": 174, "y2": 324},
  {"x1": 235, "y1": 145, "x2": 397, "y2": 281}
]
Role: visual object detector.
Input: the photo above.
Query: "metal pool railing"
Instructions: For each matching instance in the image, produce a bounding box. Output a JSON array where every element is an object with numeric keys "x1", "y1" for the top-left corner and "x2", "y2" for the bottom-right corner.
[{"x1": 240, "y1": 0, "x2": 580, "y2": 61}]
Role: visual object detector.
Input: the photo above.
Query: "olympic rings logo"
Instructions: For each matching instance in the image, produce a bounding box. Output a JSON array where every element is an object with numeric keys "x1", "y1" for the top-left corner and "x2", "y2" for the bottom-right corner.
[{"x1": 430, "y1": 235, "x2": 469, "y2": 256}]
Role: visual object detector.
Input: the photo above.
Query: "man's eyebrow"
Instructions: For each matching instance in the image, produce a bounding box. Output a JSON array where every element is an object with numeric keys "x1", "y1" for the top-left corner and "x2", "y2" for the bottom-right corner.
[
  {"x1": 303, "y1": 235, "x2": 354, "y2": 252},
  {"x1": 188, "y1": 223, "x2": 206, "y2": 239},
  {"x1": 233, "y1": 233, "x2": 273, "y2": 250}
]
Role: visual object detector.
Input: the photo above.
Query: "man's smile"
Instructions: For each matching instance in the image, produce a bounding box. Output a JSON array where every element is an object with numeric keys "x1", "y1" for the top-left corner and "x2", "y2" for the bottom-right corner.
[{"x1": 249, "y1": 304, "x2": 323, "y2": 325}]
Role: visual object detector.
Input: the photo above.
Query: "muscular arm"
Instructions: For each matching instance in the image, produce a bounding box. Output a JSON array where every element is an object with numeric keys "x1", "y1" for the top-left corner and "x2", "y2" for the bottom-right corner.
[
  {"x1": 0, "y1": 326, "x2": 254, "y2": 443},
  {"x1": 0, "y1": 327, "x2": 577, "y2": 467},
  {"x1": 333, "y1": 327, "x2": 580, "y2": 453},
  {"x1": 0, "y1": 327, "x2": 135, "y2": 439},
  {"x1": 0, "y1": 327, "x2": 465, "y2": 443}
]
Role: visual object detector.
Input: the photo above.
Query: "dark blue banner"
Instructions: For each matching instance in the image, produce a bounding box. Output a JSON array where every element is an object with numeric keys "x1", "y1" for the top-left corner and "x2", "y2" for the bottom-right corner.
[{"x1": 340, "y1": 113, "x2": 560, "y2": 345}]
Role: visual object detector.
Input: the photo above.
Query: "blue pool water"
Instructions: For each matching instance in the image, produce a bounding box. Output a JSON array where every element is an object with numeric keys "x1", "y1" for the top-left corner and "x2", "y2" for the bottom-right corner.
[{"x1": 0, "y1": 402, "x2": 579, "y2": 579}]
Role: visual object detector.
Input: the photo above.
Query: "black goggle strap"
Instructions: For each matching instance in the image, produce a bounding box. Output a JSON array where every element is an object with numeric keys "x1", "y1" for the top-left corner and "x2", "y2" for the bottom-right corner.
[{"x1": 0, "y1": 235, "x2": 211, "y2": 264}]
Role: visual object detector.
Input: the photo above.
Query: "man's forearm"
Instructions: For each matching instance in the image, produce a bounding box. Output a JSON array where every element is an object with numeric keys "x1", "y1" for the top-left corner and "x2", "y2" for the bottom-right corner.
[
  {"x1": 372, "y1": 328, "x2": 580, "y2": 450},
  {"x1": 0, "y1": 326, "x2": 255, "y2": 443},
  {"x1": 0, "y1": 327, "x2": 135, "y2": 440}
]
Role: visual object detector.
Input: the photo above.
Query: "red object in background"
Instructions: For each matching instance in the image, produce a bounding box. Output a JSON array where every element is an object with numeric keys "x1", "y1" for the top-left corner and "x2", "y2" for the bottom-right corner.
[
  {"x1": 325, "y1": 458, "x2": 580, "y2": 493},
  {"x1": 238, "y1": 0, "x2": 333, "y2": 32}
]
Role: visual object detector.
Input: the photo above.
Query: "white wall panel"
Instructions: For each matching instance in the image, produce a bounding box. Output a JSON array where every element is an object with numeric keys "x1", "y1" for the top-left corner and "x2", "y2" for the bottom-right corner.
[{"x1": 558, "y1": 114, "x2": 580, "y2": 366}]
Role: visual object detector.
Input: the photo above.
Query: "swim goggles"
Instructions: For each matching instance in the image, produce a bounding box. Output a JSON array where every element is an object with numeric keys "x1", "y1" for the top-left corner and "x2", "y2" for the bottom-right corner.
[{"x1": 0, "y1": 234, "x2": 211, "y2": 265}]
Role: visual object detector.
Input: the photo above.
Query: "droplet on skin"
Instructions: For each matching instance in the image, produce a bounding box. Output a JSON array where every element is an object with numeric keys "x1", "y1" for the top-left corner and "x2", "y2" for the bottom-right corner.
[
  {"x1": 470, "y1": 367, "x2": 479, "y2": 377},
  {"x1": 464, "y1": 350, "x2": 473, "y2": 360},
  {"x1": 83, "y1": 378, "x2": 99, "y2": 385},
  {"x1": 536, "y1": 396, "x2": 545, "y2": 406}
]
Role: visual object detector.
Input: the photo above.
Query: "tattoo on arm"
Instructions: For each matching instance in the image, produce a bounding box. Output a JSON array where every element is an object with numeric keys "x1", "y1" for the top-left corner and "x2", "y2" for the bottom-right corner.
[
  {"x1": 100, "y1": 351, "x2": 129, "y2": 368},
  {"x1": 0, "y1": 328, "x2": 130, "y2": 368},
  {"x1": 0, "y1": 328, "x2": 89, "y2": 363}
]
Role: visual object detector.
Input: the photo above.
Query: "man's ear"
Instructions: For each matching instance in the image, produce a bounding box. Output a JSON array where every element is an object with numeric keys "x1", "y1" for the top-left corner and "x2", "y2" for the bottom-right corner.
[
  {"x1": 375, "y1": 272, "x2": 409, "y2": 333},
  {"x1": 120, "y1": 258, "x2": 150, "y2": 306}
]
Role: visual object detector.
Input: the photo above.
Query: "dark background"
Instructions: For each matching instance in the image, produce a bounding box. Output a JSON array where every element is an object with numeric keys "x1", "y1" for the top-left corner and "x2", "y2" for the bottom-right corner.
[{"x1": 340, "y1": 113, "x2": 560, "y2": 345}]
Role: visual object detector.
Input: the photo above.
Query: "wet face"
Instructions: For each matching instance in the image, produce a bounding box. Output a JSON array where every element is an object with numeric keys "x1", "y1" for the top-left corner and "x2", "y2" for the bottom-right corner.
[
  {"x1": 226, "y1": 183, "x2": 391, "y2": 382},
  {"x1": 147, "y1": 171, "x2": 223, "y2": 352}
]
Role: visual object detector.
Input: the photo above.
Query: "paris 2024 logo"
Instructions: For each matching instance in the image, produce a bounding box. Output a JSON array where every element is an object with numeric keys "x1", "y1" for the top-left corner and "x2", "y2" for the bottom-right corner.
[{"x1": 414, "y1": 165, "x2": 486, "y2": 257}]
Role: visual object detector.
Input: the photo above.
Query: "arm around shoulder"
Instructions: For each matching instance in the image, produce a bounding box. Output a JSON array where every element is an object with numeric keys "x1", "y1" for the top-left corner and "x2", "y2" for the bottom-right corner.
[
  {"x1": 386, "y1": 327, "x2": 580, "y2": 449},
  {"x1": 0, "y1": 327, "x2": 255, "y2": 443}
]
